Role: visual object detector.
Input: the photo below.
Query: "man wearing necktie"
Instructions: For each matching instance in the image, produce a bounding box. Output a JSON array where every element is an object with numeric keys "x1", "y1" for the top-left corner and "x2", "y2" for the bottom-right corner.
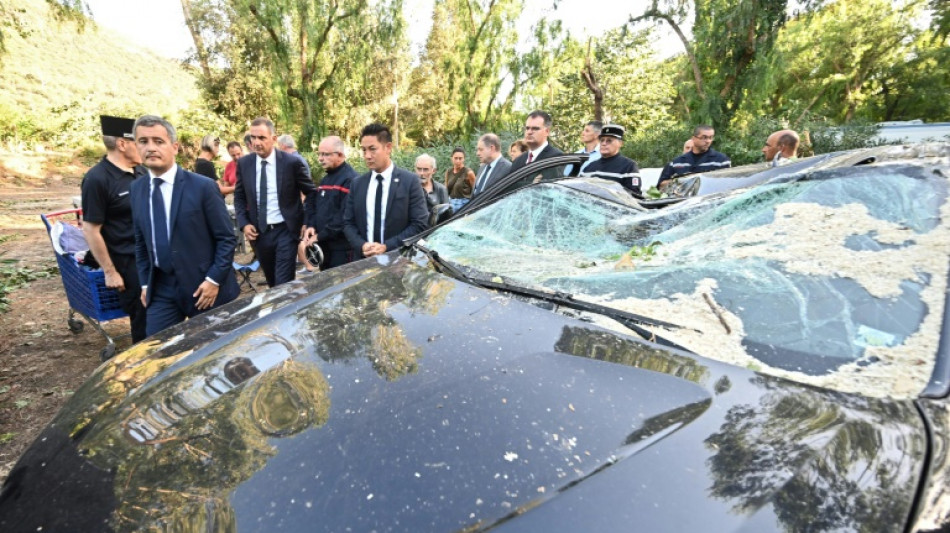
[
  {"x1": 507, "y1": 110, "x2": 564, "y2": 176},
  {"x1": 130, "y1": 116, "x2": 240, "y2": 336},
  {"x1": 342, "y1": 123, "x2": 429, "y2": 259},
  {"x1": 234, "y1": 117, "x2": 317, "y2": 287},
  {"x1": 472, "y1": 133, "x2": 512, "y2": 197}
]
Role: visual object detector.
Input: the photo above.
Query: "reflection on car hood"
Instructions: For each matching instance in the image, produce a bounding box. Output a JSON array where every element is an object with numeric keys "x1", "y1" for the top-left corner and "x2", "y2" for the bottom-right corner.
[{"x1": 0, "y1": 256, "x2": 927, "y2": 532}]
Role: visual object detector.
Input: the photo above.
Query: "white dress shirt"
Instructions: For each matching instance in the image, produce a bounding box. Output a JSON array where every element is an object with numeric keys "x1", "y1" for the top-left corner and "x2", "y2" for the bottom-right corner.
[
  {"x1": 257, "y1": 149, "x2": 284, "y2": 225},
  {"x1": 365, "y1": 162, "x2": 394, "y2": 244},
  {"x1": 527, "y1": 142, "x2": 548, "y2": 162},
  {"x1": 148, "y1": 164, "x2": 176, "y2": 268}
]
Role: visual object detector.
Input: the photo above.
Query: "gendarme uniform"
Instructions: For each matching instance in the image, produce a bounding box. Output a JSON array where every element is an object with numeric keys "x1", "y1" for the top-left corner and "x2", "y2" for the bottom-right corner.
[
  {"x1": 580, "y1": 124, "x2": 643, "y2": 197},
  {"x1": 657, "y1": 147, "x2": 731, "y2": 186},
  {"x1": 81, "y1": 116, "x2": 148, "y2": 342}
]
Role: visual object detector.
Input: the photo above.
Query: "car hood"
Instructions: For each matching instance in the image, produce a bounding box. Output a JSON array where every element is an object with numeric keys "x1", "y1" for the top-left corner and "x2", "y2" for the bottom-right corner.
[{"x1": 0, "y1": 256, "x2": 928, "y2": 532}]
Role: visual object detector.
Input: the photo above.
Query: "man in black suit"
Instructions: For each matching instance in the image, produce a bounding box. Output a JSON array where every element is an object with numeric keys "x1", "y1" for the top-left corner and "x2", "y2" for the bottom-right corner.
[
  {"x1": 472, "y1": 133, "x2": 512, "y2": 197},
  {"x1": 234, "y1": 117, "x2": 317, "y2": 287},
  {"x1": 130, "y1": 115, "x2": 240, "y2": 336},
  {"x1": 343, "y1": 123, "x2": 428, "y2": 259},
  {"x1": 508, "y1": 110, "x2": 564, "y2": 174}
]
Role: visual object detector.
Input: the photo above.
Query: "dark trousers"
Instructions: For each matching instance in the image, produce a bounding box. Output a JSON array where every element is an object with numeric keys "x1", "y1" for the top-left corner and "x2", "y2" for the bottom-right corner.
[
  {"x1": 145, "y1": 269, "x2": 200, "y2": 337},
  {"x1": 112, "y1": 253, "x2": 147, "y2": 343},
  {"x1": 255, "y1": 223, "x2": 298, "y2": 287},
  {"x1": 322, "y1": 247, "x2": 352, "y2": 270}
]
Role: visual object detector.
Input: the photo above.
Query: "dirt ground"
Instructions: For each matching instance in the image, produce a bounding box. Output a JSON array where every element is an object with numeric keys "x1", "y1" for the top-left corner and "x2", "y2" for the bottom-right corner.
[{"x1": 0, "y1": 150, "x2": 259, "y2": 482}]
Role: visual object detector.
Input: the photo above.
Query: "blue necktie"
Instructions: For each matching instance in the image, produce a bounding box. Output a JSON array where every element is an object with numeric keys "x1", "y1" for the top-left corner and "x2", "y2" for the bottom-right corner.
[
  {"x1": 258, "y1": 160, "x2": 268, "y2": 234},
  {"x1": 152, "y1": 178, "x2": 172, "y2": 272},
  {"x1": 372, "y1": 175, "x2": 383, "y2": 243}
]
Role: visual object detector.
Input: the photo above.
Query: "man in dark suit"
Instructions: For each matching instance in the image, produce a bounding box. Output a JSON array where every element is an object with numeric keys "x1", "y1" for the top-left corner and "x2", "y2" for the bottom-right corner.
[
  {"x1": 130, "y1": 115, "x2": 240, "y2": 337},
  {"x1": 343, "y1": 123, "x2": 428, "y2": 259},
  {"x1": 472, "y1": 133, "x2": 512, "y2": 197},
  {"x1": 234, "y1": 117, "x2": 316, "y2": 287},
  {"x1": 507, "y1": 110, "x2": 564, "y2": 174}
]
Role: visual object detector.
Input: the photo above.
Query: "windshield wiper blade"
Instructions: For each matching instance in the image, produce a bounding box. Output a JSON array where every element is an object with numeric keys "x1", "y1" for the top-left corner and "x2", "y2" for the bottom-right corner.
[
  {"x1": 474, "y1": 279, "x2": 696, "y2": 352},
  {"x1": 411, "y1": 241, "x2": 695, "y2": 352},
  {"x1": 411, "y1": 241, "x2": 484, "y2": 287}
]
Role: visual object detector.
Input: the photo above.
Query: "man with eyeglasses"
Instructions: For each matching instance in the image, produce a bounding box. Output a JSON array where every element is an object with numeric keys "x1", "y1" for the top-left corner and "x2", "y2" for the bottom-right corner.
[
  {"x1": 657, "y1": 125, "x2": 731, "y2": 188},
  {"x1": 234, "y1": 117, "x2": 317, "y2": 287},
  {"x1": 508, "y1": 110, "x2": 564, "y2": 174},
  {"x1": 302, "y1": 136, "x2": 358, "y2": 269}
]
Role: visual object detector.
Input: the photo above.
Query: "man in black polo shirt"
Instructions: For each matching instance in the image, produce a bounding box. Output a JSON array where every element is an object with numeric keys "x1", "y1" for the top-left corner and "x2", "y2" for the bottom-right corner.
[
  {"x1": 580, "y1": 124, "x2": 642, "y2": 197},
  {"x1": 81, "y1": 116, "x2": 147, "y2": 343},
  {"x1": 657, "y1": 124, "x2": 731, "y2": 188}
]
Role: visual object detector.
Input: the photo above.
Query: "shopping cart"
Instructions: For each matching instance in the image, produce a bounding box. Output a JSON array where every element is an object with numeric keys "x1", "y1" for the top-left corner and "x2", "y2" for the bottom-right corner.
[{"x1": 41, "y1": 209, "x2": 128, "y2": 361}]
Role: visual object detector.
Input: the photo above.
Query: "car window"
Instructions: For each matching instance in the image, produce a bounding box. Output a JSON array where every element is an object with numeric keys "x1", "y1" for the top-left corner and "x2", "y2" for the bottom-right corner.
[{"x1": 427, "y1": 165, "x2": 950, "y2": 398}]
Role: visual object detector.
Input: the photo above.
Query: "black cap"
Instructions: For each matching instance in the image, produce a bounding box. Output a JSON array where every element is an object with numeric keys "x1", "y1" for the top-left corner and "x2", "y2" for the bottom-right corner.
[
  {"x1": 599, "y1": 124, "x2": 625, "y2": 140},
  {"x1": 100, "y1": 115, "x2": 135, "y2": 139}
]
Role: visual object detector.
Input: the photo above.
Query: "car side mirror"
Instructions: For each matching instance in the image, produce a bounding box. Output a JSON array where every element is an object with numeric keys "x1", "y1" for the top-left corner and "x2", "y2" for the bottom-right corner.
[{"x1": 430, "y1": 203, "x2": 454, "y2": 227}]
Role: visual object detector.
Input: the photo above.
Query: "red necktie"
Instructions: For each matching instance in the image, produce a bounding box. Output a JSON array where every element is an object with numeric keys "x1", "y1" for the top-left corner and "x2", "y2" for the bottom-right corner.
[{"x1": 527, "y1": 152, "x2": 534, "y2": 163}]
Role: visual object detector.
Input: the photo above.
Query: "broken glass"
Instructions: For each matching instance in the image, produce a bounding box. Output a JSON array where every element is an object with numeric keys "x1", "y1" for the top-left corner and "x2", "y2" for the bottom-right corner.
[{"x1": 426, "y1": 165, "x2": 950, "y2": 398}]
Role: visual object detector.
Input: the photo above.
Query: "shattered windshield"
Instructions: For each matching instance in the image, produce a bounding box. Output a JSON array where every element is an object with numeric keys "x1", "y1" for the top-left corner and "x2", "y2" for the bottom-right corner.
[{"x1": 426, "y1": 164, "x2": 950, "y2": 398}]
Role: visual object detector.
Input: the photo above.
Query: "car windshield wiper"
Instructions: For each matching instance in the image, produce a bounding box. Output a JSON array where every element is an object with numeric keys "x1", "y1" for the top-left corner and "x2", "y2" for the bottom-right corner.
[
  {"x1": 410, "y1": 241, "x2": 694, "y2": 352},
  {"x1": 411, "y1": 240, "x2": 486, "y2": 288}
]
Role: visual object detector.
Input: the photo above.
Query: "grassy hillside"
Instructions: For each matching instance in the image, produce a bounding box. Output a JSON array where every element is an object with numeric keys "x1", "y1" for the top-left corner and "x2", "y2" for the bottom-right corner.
[{"x1": 0, "y1": 0, "x2": 201, "y2": 150}]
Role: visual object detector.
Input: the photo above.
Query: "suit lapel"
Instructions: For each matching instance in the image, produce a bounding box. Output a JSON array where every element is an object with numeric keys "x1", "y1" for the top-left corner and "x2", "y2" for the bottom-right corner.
[
  {"x1": 386, "y1": 168, "x2": 400, "y2": 209},
  {"x1": 168, "y1": 166, "x2": 187, "y2": 242}
]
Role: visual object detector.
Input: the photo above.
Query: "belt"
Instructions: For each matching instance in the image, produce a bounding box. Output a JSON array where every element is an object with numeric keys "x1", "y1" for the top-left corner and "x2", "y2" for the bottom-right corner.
[{"x1": 261, "y1": 223, "x2": 282, "y2": 231}]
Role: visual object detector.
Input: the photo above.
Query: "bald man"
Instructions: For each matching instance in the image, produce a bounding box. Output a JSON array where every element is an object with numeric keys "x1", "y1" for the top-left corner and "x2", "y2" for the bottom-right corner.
[{"x1": 763, "y1": 129, "x2": 800, "y2": 167}]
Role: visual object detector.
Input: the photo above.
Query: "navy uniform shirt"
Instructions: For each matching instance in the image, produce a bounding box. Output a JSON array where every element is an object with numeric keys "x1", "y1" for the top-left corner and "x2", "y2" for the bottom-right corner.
[
  {"x1": 657, "y1": 148, "x2": 731, "y2": 186},
  {"x1": 581, "y1": 153, "x2": 642, "y2": 196},
  {"x1": 306, "y1": 161, "x2": 358, "y2": 251},
  {"x1": 80, "y1": 156, "x2": 145, "y2": 257}
]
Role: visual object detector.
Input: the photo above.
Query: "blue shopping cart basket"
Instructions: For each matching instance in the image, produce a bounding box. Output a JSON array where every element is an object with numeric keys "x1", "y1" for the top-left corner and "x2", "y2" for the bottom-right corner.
[{"x1": 41, "y1": 209, "x2": 127, "y2": 360}]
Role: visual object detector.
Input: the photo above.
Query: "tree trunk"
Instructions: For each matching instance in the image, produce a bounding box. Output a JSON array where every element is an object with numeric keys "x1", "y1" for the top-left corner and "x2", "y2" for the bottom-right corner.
[
  {"x1": 632, "y1": 10, "x2": 705, "y2": 100},
  {"x1": 581, "y1": 39, "x2": 604, "y2": 121},
  {"x1": 179, "y1": 0, "x2": 211, "y2": 79}
]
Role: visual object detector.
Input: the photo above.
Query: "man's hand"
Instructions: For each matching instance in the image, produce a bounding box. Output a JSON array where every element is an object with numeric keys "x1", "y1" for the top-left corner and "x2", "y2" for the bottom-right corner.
[
  {"x1": 362, "y1": 242, "x2": 387, "y2": 257},
  {"x1": 303, "y1": 227, "x2": 316, "y2": 242},
  {"x1": 193, "y1": 281, "x2": 220, "y2": 310},
  {"x1": 242, "y1": 224, "x2": 259, "y2": 242},
  {"x1": 140, "y1": 288, "x2": 147, "y2": 308},
  {"x1": 104, "y1": 269, "x2": 125, "y2": 291}
]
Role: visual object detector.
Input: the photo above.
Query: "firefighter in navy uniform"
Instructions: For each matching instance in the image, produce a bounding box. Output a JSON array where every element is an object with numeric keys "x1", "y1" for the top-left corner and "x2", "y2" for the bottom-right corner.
[
  {"x1": 303, "y1": 136, "x2": 358, "y2": 269},
  {"x1": 80, "y1": 115, "x2": 148, "y2": 343},
  {"x1": 580, "y1": 124, "x2": 643, "y2": 197}
]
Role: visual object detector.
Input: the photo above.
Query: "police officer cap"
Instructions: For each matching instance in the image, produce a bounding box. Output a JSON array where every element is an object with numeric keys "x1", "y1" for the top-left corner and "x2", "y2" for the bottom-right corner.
[
  {"x1": 599, "y1": 124, "x2": 625, "y2": 140},
  {"x1": 100, "y1": 115, "x2": 136, "y2": 139}
]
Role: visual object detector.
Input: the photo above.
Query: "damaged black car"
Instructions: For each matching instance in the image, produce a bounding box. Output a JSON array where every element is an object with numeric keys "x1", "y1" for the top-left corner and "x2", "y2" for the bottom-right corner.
[{"x1": 2, "y1": 143, "x2": 949, "y2": 532}]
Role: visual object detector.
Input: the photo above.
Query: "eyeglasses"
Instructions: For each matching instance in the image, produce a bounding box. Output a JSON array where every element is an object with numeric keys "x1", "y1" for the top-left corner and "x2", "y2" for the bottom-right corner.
[
  {"x1": 318, "y1": 152, "x2": 341, "y2": 157},
  {"x1": 525, "y1": 126, "x2": 543, "y2": 131},
  {"x1": 693, "y1": 135, "x2": 714, "y2": 141},
  {"x1": 415, "y1": 167, "x2": 432, "y2": 172}
]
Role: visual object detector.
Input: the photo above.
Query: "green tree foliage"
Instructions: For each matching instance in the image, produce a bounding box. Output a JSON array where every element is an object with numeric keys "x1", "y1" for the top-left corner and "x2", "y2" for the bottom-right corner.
[
  {"x1": 755, "y1": 0, "x2": 936, "y2": 124},
  {"x1": 0, "y1": 0, "x2": 199, "y2": 149},
  {"x1": 402, "y1": 0, "x2": 521, "y2": 143},
  {"x1": 546, "y1": 27, "x2": 679, "y2": 151},
  {"x1": 182, "y1": 0, "x2": 409, "y2": 149}
]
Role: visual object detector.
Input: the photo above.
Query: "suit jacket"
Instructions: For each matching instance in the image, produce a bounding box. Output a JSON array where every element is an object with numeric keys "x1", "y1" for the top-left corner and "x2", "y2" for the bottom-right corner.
[
  {"x1": 131, "y1": 167, "x2": 239, "y2": 307},
  {"x1": 473, "y1": 156, "x2": 512, "y2": 196},
  {"x1": 508, "y1": 143, "x2": 564, "y2": 174},
  {"x1": 342, "y1": 167, "x2": 429, "y2": 257},
  {"x1": 233, "y1": 149, "x2": 316, "y2": 234}
]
